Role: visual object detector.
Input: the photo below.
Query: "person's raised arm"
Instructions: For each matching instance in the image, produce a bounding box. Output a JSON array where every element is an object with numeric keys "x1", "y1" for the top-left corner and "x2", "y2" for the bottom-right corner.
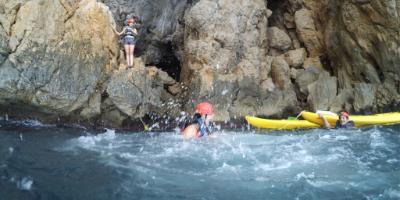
[
  {"x1": 113, "y1": 26, "x2": 125, "y2": 36},
  {"x1": 318, "y1": 113, "x2": 332, "y2": 129}
]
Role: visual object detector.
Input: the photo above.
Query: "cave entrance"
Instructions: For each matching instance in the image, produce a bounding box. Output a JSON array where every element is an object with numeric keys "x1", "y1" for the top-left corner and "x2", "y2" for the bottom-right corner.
[
  {"x1": 267, "y1": 0, "x2": 286, "y2": 12},
  {"x1": 267, "y1": 0, "x2": 292, "y2": 27},
  {"x1": 151, "y1": 42, "x2": 181, "y2": 82},
  {"x1": 135, "y1": 41, "x2": 181, "y2": 82}
]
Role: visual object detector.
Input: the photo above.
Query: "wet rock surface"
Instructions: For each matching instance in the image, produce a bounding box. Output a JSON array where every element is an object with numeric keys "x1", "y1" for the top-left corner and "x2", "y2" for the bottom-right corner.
[
  {"x1": 0, "y1": 0, "x2": 118, "y2": 120},
  {"x1": 181, "y1": 0, "x2": 301, "y2": 120},
  {"x1": 326, "y1": 0, "x2": 400, "y2": 112},
  {"x1": 294, "y1": 8, "x2": 323, "y2": 57},
  {"x1": 268, "y1": 26, "x2": 292, "y2": 51},
  {"x1": 0, "y1": 0, "x2": 176, "y2": 127}
]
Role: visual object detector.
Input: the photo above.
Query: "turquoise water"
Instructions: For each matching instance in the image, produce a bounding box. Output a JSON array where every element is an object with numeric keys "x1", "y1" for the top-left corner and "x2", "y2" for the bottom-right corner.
[{"x1": 0, "y1": 122, "x2": 400, "y2": 200}]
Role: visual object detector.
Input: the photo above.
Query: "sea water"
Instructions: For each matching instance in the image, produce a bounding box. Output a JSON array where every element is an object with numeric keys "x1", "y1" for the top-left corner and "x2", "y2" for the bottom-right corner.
[{"x1": 0, "y1": 122, "x2": 399, "y2": 200}]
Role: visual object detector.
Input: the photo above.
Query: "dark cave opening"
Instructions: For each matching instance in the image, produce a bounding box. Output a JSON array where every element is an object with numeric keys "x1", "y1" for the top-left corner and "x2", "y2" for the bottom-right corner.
[
  {"x1": 267, "y1": 0, "x2": 285, "y2": 12},
  {"x1": 136, "y1": 41, "x2": 182, "y2": 82},
  {"x1": 320, "y1": 55, "x2": 335, "y2": 76},
  {"x1": 149, "y1": 43, "x2": 181, "y2": 82},
  {"x1": 156, "y1": 52, "x2": 181, "y2": 82},
  {"x1": 266, "y1": 0, "x2": 303, "y2": 27},
  {"x1": 267, "y1": 0, "x2": 289, "y2": 27}
]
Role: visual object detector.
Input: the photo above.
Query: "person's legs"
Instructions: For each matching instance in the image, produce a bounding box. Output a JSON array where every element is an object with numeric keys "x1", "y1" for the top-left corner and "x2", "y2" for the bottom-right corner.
[
  {"x1": 124, "y1": 44, "x2": 130, "y2": 68},
  {"x1": 129, "y1": 45, "x2": 135, "y2": 67}
]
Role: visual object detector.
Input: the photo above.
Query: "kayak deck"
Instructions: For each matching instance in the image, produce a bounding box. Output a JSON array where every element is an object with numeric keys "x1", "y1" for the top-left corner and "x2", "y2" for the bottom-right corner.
[
  {"x1": 245, "y1": 116, "x2": 320, "y2": 130},
  {"x1": 301, "y1": 111, "x2": 400, "y2": 127}
]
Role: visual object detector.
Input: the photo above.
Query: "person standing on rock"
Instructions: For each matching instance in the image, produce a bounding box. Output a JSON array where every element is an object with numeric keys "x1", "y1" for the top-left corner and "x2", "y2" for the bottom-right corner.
[
  {"x1": 113, "y1": 17, "x2": 139, "y2": 69},
  {"x1": 182, "y1": 102, "x2": 215, "y2": 139}
]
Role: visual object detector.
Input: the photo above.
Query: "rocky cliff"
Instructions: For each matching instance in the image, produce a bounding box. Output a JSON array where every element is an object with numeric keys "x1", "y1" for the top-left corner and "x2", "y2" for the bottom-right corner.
[
  {"x1": 0, "y1": 0, "x2": 399, "y2": 128},
  {"x1": 0, "y1": 0, "x2": 118, "y2": 121},
  {"x1": 0, "y1": 0, "x2": 179, "y2": 128},
  {"x1": 326, "y1": 0, "x2": 400, "y2": 112}
]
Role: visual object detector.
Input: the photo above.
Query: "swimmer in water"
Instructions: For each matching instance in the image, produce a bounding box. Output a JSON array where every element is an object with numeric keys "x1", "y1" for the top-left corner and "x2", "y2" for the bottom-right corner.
[
  {"x1": 182, "y1": 102, "x2": 215, "y2": 139},
  {"x1": 319, "y1": 111, "x2": 355, "y2": 129}
]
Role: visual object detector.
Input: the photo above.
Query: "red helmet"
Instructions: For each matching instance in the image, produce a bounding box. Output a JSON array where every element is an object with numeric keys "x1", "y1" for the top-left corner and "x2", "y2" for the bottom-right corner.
[
  {"x1": 127, "y1": 18, "x2": 134, "y2": 24},
  {"x1": 339, "y1": 111, "x2": 349, "y2": 118},
  {"x1": 195, "y1": 102, "x2": 214, "y2": 115}
]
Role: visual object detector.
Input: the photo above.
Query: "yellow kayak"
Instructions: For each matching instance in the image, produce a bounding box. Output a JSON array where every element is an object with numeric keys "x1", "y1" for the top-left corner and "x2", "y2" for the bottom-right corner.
[
  {"x1": 245, "y1": 116, "x2": 320, "y2": 130},
  {"x1": 301, "y1": 111, "x2": 400, "y2": 127}
]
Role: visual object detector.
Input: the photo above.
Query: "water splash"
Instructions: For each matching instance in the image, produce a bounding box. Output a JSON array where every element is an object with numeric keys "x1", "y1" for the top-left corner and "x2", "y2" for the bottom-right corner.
[
  {"x1": 17, "y1": 177, "x2": 33, "y2": 191},
  {"x1": 2, "y1": 124, "x2": 398, "y2": 199},
  {"x1": 8, "y1": 147, "x2": 14, "y2": 154}
]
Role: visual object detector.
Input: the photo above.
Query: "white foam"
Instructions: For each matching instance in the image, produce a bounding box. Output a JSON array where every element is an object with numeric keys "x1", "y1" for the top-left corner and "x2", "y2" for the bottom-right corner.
[
  {"x1": 20, "y1": 120, "x2": 46, "y2": 127},
  {"x1": 320, "y1": 135, "x2": 331, "y2": 139},
  {"x1": 150, "y1": 123, "x2": 159, "y2": 130},
  {"x1": 255, "y1": 176, "x2": 269, "y2": 182},
  {"x1": 75, "y1": 129, "x2": 116, "y2": 148},
  {"x1": 370, "y1": 131, "x2": 385, "y2": 148},
  {"x1": 102, "y1": 129, "x2": 116, "y2": 139},
  {"x1": 296, "y1": 172, "x2": 315, "y2": 181},
  {"x1": 173, "y1": 127, "x2": 182, "y2": 133},
  {"x1": 211, "y1": 149, "x2": 220, "y2": 160},
  {"x1": 307, "y1": 180, "x2": 343, "y2": 188},
  {"x1": 327, "y1": 147, "x2": 353, "y2": 161},
  {"x1": 17, "y1": 177, "x2": 33, "y2": 191},
  {"x1": 8, "y1": 147, "x2": 14, "y2": 154},
  {"x1": 256, "y1": 162, "x2": 292, "y2": 171},
  {"x1": 335, "y1": 135, "x2": 349, "y2": 141},
  {"x1": 387, "y1": 159, "x2": 398, "y2": 164},
  {"x1": 52, "y1": 127, "x2": 399, "y2": 196},
  {"x1": 381, "y1": 188, "x2": 400, "y2": 199},
  {"x1": 216, "y1": 162, "x2": 240, "y2": 175},
  {"x1": 300, "y1": 155, "x2": 314, "y2": 164},
  {"x1": 76, "y1": 135, "x2": 96, "y2": 147},
  {"x1": 325, "y1": 153, "x2": 341, "y2": 162}
]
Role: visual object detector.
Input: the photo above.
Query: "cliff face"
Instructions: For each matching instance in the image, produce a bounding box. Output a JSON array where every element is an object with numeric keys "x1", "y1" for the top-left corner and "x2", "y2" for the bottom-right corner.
[
  {"x1": 0, "y1": 0, "x2": 178, "y2": 127},
  {"x1": 181, "y1": 0, "x2": 301, "y2": 120},
  {"x1": 180, "y1": 0, "x2": 399, "y2": 119},
  {"x1": 0, "y1": 0, "x2": 398, "y2": 127},
  {"x1": 325, "y1": 0, "x2": 400, "y2": 112},
  {"x1": 0, "y1": 0, "x2": 118, "y2": 120}
]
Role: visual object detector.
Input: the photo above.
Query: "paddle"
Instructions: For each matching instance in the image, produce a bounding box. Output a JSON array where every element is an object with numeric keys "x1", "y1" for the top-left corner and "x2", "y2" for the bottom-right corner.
[
  {"x1": 140, "y1": 117, "x2": 149, "y2": 131},
  {"x1": 278, "y1": 112, "x2": 306, "y2": 129}
]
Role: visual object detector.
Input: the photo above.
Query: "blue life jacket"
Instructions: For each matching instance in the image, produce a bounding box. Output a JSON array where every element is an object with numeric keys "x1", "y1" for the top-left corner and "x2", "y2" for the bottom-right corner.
[
  {"x1": 196, "y1": 118, "x2": 213, "y2": 137},
  {"x1": 124, "y1": 26, "x2": 136, "y2": 38},
  {"x1": 335, "y1": 120, "x2": 355, "y2": 129}
]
